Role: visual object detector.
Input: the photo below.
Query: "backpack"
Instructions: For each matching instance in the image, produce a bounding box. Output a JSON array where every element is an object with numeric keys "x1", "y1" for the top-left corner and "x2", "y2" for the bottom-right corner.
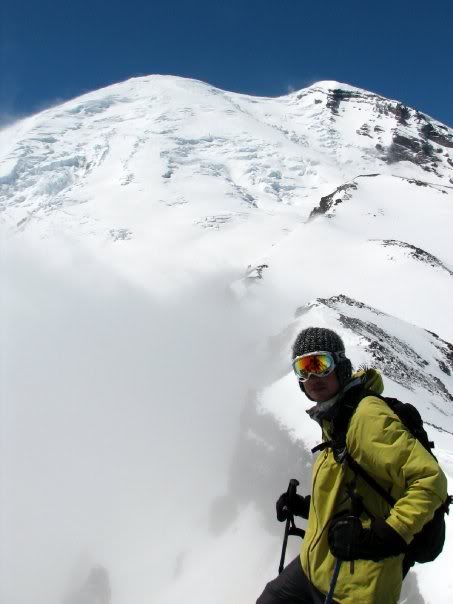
[{"x1": 315, "y1": 390, "x2": 452, "y2": 566}]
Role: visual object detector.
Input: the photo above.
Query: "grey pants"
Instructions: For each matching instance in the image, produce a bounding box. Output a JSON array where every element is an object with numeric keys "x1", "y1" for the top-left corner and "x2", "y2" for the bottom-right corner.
[{"x1": 256, "y1": 557, "x2": 338, "y2": 604}]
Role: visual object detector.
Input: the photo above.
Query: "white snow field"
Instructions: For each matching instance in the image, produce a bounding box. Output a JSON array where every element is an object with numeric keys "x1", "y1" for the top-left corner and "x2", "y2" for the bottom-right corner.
[{"x1": 1, "y1": 75, "x2": 452, "y2": 604}]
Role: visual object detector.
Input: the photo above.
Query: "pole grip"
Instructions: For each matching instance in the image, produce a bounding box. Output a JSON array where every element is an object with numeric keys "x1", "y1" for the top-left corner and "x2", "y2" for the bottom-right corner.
[{"x1": 278, "y1": 479, "x2": 300, "y2": 574}]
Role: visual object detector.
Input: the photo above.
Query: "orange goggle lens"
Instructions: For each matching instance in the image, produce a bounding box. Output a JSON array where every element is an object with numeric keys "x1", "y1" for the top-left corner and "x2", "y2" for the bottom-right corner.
[{"x1": 292, "y1": 353, "x2": 335, "y2": 381}]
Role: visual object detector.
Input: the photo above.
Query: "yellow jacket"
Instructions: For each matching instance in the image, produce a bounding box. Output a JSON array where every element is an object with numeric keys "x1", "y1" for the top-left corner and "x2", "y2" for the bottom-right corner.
[{"x1": 300, "y1": 369, "x2": 448, "y2": 604}]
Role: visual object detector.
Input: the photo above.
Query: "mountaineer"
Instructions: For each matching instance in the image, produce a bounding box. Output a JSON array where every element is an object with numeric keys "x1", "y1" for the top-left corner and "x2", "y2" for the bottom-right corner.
[{"x1": 256, "y1": 327, "x2": 448, "y2": 604}]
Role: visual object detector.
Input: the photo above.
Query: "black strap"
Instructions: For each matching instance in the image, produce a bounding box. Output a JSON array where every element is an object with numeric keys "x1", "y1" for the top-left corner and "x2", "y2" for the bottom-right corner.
[
  {"x1": 345, "y1": 453, "x2": 396, "y2": 507},
  {"x1": 311, "y1": 441, "x2": 332, "y2": 454},
  {"x1": 289, "y1": 526, "x2": 306, "y2": 538},
  {"x1": 446, "y1": 495, "x2": 453, "y2": 512},
  {"x1": 311, "y1": 388, "x2": 426, "y2": 509},
  {"x1": 316, "y1": 388, "x2": 453, "y2": 514}
]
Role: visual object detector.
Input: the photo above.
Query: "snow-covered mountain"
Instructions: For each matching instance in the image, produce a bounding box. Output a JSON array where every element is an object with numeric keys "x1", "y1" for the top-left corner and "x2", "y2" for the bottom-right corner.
[
  {"x1": 1, "y1": 76, "x2": 452, "y2": 238},
  {"x1": 1, "y1": 76, "x2": 452, "y2": 604}
]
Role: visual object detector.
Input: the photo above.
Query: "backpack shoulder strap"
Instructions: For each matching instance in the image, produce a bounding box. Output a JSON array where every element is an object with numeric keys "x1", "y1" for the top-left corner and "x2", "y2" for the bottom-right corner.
[
  {"x1": 328, "y1": 386, "x2": 371, "y2": 461},
  {"x1": 345, "y1": 452, "x2": 396, "y2": 506},
  {"x1": 340, "y1": 391, "x2": 453, "y2": 528},
  {"x1": 339, "y1": 389, "x2": 396, "y2": 504},
  {"x1": 360, "y1": 391, "x2": 436, "y2": 454},
  {"x1": 343, "y1": 391, "x2": 440, "y2": 506}
]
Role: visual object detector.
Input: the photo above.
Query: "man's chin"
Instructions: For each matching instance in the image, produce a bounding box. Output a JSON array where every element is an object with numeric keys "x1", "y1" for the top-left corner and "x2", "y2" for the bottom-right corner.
[{"x1": 306, "y1": 389, "x2": 327, "y2": 402}]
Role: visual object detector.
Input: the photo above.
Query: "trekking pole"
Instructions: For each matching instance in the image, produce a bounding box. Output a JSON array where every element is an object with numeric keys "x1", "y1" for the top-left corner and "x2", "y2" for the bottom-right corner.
[
  {"x1": 278, "y1": 478, "x2": 300, "y2": 574},
  {"x1": 325, "y1": 558, "x2": 341, "y2": 604}
]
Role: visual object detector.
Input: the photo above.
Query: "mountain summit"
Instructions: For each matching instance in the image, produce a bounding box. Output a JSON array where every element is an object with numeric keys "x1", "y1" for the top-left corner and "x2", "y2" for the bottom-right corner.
[{"x1": 1, "y1": 76, "x2": 452, "y2": 240}]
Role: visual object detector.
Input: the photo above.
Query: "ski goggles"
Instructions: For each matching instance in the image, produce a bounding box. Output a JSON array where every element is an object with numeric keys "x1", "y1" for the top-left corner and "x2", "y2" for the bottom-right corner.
[{"x1": 292, "y1": 351, "x2": 345, "y2": 381}]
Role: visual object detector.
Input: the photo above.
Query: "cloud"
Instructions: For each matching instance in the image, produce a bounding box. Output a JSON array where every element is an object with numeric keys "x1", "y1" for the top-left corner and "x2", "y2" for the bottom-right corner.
[{"x1": 0, "y1": 236, "x2": 282, "y2": 604}]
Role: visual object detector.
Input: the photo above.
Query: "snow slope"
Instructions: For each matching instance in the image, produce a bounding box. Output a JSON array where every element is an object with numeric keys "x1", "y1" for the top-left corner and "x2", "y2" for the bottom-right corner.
[{"x1": 1, "y1": 75, "x2": 452, "y2": 604}]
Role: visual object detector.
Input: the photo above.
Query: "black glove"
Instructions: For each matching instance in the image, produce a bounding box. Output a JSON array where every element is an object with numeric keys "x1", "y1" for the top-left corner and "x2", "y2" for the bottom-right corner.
[
  {"x1": 276, "y1": 492, "x2": 311, "y2": 522},
  {"x1": 328, "y1": 515, "x2": 407, "y2": 562}
]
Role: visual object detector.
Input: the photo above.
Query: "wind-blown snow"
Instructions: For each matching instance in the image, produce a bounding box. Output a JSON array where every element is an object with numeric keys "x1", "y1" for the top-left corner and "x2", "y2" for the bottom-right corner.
[{"x1": 1, "y1": 75, "x2": 452, "y2": 604}]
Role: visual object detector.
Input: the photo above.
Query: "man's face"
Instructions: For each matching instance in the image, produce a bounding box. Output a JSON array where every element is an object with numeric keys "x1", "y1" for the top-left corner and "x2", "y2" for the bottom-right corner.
[{"x1": 303, "y1": 370, "x2": 341, "y2": 403}]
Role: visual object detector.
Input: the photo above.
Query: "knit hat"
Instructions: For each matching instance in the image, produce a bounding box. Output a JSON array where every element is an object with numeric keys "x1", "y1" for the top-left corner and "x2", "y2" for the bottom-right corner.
[{"x1": 292, "y1": 327, "x2": 352, "y2": 392}]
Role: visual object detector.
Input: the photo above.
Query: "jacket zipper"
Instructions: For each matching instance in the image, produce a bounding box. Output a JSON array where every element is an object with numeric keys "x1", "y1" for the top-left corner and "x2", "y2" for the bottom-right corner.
[{"x1": 306, "y1": 449, "x2": 329, "y2": 583}]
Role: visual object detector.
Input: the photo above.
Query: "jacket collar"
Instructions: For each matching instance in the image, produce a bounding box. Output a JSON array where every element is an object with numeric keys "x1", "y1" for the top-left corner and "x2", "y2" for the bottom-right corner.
[{"x1": 306, "y1": 377, "x2": 363, "y2": 424}]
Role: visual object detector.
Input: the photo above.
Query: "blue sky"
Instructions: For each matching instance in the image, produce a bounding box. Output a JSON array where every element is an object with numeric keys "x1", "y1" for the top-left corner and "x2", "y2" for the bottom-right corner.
[{"x1": 1, "y1": 0, "x2": 452, "y2": 127}]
